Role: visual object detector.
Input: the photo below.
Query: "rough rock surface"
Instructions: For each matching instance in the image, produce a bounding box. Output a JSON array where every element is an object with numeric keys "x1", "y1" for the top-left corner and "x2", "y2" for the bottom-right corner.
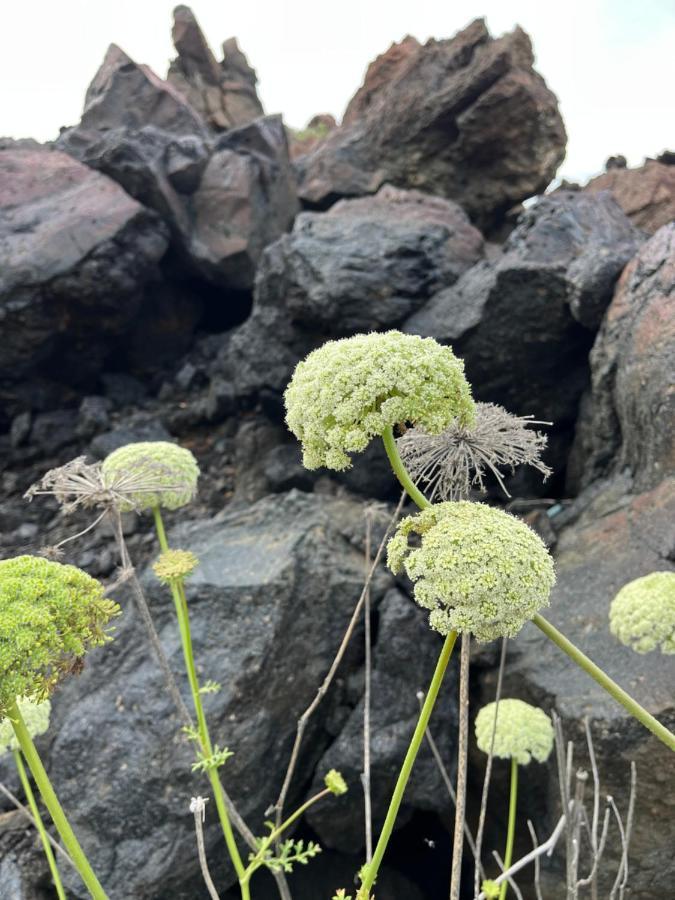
[
  {"x1": 0, "y1": 492, "x2": 390, "y2": 899},
  {"x1": 584, "y1": 159, "x2": 675, "y2": 234},
  {"x1": 167, "y1": 6, "x2": 264, "y2": 131},
  {"x1": 296, "y1": 19, "x2": 566, "y2": 231},
  {"x1": 491, "y1": 475, "x2": 675, "y2": 898},
  {"x1": 569, "y1": 223, "x2": 675, "y2": 492},
  {"x1": 306, "y1": 588, "x2": 459, "y2": 852},
  {"x1": 404, "y1": 191, "x2": 645, "y2": 427},
  {"x1": 221, "y1": 184, "x2": 483, "y2": 399},
  {"x1": 0, "y1": 146, "x2": 168, "y2": 386},
  {"x1": 58, "y1": 48, "x2": 297, "y2": 291}
]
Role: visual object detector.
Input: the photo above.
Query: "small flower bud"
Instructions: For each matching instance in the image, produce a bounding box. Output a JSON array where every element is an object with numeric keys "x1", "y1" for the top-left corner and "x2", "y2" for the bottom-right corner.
[
  {"x1": 0, "y1": 556, "x2": 120, "y2": 714},
  {"x1": 609, "y1": 571, "x2": 675, "y2": 655},
  {"x1": 153, "y1": 550, "x2": 199, "y2": 584},
  {"x1": 387, "y1": 501, "x2": 555, "y2": 643},
  {"x1": 284, "y1": 331, "x2": 475, "y2": 471},
  {"x1": 324, "y1": 769, "x2": 348, "y2": 796},
  {"x1": 101, "y1": 441, "x2": 200, "y2": 512},
  {"x1": 475, "y1": 699, "x2": 554, "y2": 765},
  {"x1": 0, "y1": 698, "x2": 51, "y2": 756}
]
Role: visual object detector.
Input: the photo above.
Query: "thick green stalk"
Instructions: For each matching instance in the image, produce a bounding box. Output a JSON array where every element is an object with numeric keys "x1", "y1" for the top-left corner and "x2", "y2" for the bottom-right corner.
[
  {"x1": 499, "y1": 758, "x2": 518, "y2": 900},
  {"x1": 13, "y1": 749, "x2": 67, "y2": 900},
  {"x1": 382, "y1": 426, "x2": 431, "y2": 510},
  {"x1": 152, "y1": 506, "x2": 246, "y2": 885},
  {"x1": 8, "y1": 699, "x2": 107, "y2": 899},
  {"x1": 533, "y1": 614, "x2": 675, "y2": 752},
  {"x1": 360, "y1": 630, "x2": 458, "y2": 894}
]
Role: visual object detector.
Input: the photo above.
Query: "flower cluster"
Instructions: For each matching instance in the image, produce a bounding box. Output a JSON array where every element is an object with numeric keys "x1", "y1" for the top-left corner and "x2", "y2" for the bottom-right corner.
[
  {"x1": 609, "y1": 571, "x2": 675, "y2": 655},
  {"x1": 387, "y1": 502, "x2": 555, "y2": 642},
  {"x1": 475, "y1": 699, "x2": 554, "y2": 765},
  {"x1": 152, "y1": 550, "x2": 200, "y2": 584},
  {"x1": 0, "y1": 556, "x2": 120, "y2": 713},
  {"x1": 0, "y1": 697, "x2": 51, "y2": 754},
  {"x1": 284, "y1": 331, "x2": 475, "y2": 471},
  {"x1": 101, "y1": 442, "x2": 200, "y2": 512},
  {"x1": 324, "y1": 769, "x2": 348, "y2": 796}
]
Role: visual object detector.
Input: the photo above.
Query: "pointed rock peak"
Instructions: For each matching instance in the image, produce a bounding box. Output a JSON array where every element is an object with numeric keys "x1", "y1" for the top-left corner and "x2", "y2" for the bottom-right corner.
[
  {"x1": 221, "y1": 37, "x2": 258, "y2": 86},
  {"x1": 171, "y1": 4, "x2": 221, "y2": 84}
]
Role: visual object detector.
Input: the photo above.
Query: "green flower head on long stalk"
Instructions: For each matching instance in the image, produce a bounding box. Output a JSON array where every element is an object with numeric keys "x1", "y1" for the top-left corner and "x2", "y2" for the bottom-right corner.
[
  {"x1": 284, "y1": 331, "x2": 475, "y2": 471},
  {"x1": 0, "y1": 555, "x2": 120, "y2": 715},
  {"x1": 0, "y1": 697, "x2": 51, "y2": 754},
  {"x1": 475, "y1": 699, "x2": 554, "y2": 765},
  {"x1": 387, "y1": 501, "x2": 555, "y2": 642},
  {"x1": 101, "y1": 441, "x2": 200, "y2": 513},
  {"x1": 609, "y1": 571, "x2": 675, "y2": 655}
]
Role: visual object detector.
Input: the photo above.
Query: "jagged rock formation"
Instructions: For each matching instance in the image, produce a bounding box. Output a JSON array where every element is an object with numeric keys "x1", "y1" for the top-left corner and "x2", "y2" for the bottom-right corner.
[
  {"x1": 584, "y1": 157, "x2": 675, "y2": 233},
  {"x1": 296, "y1": 19, "x2": 567, "y2": 231}
]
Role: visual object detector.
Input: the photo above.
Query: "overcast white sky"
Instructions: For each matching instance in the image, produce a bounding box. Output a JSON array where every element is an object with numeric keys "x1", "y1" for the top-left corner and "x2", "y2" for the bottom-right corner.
[{"x1": 2, "y1": 0, "x2": 674, "y2": 182}]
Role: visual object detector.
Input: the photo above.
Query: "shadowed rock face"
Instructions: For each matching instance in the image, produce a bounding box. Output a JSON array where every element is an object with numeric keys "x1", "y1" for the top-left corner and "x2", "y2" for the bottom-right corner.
[
  {"x1": 569, "y1": 223, "x2": 675, "y2": 493},
  {"x1": 490, "y1": 475, "x2": 675, "y2": 898},
  {"x1": 296, "y1": 19, "x2": 567, "y2": 232},
  {"x1": 584, "y1": 159, "x2": 675, "y2": 234},
  {"x1": 0, "y1": 146, "x2": 169, "y2": 383}
]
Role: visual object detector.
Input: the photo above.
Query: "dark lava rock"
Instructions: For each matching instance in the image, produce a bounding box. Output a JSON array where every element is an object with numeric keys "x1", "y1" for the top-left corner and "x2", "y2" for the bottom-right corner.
[
  {"x1": 0, "y1": 492, "x2": 391, "y2": 898},
  {"x1": 167, "y1": 6, "x2": 264, "y2": 131},
  {"x1": 306, "y1": 588, "x2": 459, "y2": 852},
  {"x1": 489, "y1": 475, "x2": 675, "y2": 898},
  {"x1": 0, "y1": 146, "x2": 168, "y2": 393},
  {"x1": 296, "y1": 19, "x2": 566, "y2": 232},
  {"x1": 222, "y1": 184, "x2": 484, "y2": 400},
  {"x1": 569, "y1": 223, "x2": 675, "y2": 493},
  {"x1": 584, "y1": 158, "x2": 675, "y2": 234},
  {"x1": 404, "y1": 191, "x2": 645, "y2": 428}
]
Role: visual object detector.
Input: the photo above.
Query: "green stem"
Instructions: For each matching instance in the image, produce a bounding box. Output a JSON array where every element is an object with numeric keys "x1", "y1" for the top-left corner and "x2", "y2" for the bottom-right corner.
[
  {"x1": 360, "y1": 630, "x2": 458, "y2": 894},
  {"x1": 382, "y1": 426, "x2": 431, "y2": 510},
  {"x1": 533, "y1": 614, "x2": 675, "y2": 752},
  {"x1": 499, "y1": 758, "x2": 518, "y2": 900},
  {"x1": 8, "y1": 698, "x2": 107, "y2": 899},
  {"x1": 13, "y1": 749, "x2": 67, "y2": 900},
  {"x1": 152, "y1": 506, "x2": 247, "y2": 885}
]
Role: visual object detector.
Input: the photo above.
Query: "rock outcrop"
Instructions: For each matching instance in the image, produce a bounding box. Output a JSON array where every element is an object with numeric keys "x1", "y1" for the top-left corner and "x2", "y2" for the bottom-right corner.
[
  {"x1": 296, "y1": 19, "x2": 567, "y2": 231},
  {"x1": 584, "y1": 158, "x2": 675, "y2": 234}
]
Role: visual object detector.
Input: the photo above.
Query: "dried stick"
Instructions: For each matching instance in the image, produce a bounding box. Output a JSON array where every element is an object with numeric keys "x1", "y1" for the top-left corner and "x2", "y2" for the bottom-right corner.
[
  {"x1": 417, "y1": 693, "x2": 483, "y2": 878},
  {"x1": 271, "y1": 494, "x2": 405, "y2": 829},
  {"x1": 361, "y1": 508, "x2": 374, "y2": 863},
  {"x1": 449, "y1": 633, "x2": 471, "y2": 900},
  {"x1": 190, "y1": 797, "x2": 221, "y2": 900},
  {"x1": 473, "y1": 637, "x2": 508, "y2": 898},
  {"x1": 526, "y1": 821, "x2": 544, "y2": 900},
  {"x1": 491, "y1": 850, "x2": 525, "y2": 900},
  {"x1": 0, "y1": 781, "x2": 73, "y2": 867}
]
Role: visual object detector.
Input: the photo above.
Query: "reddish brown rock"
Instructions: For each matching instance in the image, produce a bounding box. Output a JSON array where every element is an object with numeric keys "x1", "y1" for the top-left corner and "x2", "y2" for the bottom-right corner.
[
  {"x1": 584, "y1": 159, "x2": 675, "y2": 234},
  {"x1": 288, "y1": 114, "x2": 337, "y2": 160},
  {"x1": 569, "y1": 223, "x2": 675, "y2": 492},
  {"x1": 296, "y1": 19, "x2": 566, "y2": 231}
]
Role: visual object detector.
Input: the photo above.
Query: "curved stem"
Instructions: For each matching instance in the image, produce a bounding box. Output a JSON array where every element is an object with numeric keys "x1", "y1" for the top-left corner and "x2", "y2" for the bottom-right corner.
[
  {"x1": 8, "y1": 698, "x2": 108, "y2": 899},
  {"x1": 499, "y1": 759, "x2": 518, "y2": 900},
  {"x1": 13, "y1": 750, "x2": 67, "y2": 900},
  {"x1": 152, "y1": 507, "x2": 246, "y2": 886},
  {"x1": 382, "y1": 426, "x2": 431, "y2": 510},
  {"x1": 533, "y1": 614, "x2": 675, "y2": 752},
  {"x1": 360, "y1": 630, "x2": 458, "y2": 894}
]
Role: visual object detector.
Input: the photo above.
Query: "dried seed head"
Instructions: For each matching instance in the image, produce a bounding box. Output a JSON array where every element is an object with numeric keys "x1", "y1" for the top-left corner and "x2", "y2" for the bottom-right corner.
[
  {"x1": 609, "y1": 571, "x2": 675, "y2": 655},
  {"x1": 153, "y1": 550, "x2": 199, "y2": 584},
  {"x1": 396, "y1": 402, "x2": 551, "y2": 501},
  {"x1": 475, "y1": 699, "x2": 554, "y2": 765},
  {"x1": 284, "y1": 331, "x2": 475, "y2": 471},
  {"x1": 324, "y1": 769, "x2": 348, "y2": 796},
  {"x1": 101, "y1": 442, "x2": 200, "y2": 512},
  {"x1": 0, "y1": 556, "x2": 120, "y2": 714},
  {"x1": 0, "y1": 697, "x2": 51, "y2": 755},
  {"x1": 387, "y1": 501, "x2": 555, "y2": 643}
]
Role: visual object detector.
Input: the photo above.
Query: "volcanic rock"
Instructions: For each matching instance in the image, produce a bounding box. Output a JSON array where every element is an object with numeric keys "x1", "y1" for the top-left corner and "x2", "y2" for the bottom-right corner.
[
  {"x1": 296, "y1": 19, "x2": 566, "y2": 232},
  {"x1": 584, "y1": 159, "x2": 675, "y2": 234}
]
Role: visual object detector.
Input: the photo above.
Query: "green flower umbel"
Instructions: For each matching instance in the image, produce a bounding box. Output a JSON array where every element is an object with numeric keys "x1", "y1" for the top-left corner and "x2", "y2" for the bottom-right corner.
[
  {"x1": 101, "y1": 441, "x2": 200, "y2": 512},
  {"x1": 387, "y1": 502, "x2": 555, "y2": 642},
  {"x1": 0, "y1": 697, "x2": 51, "y2": 755},
  {"x1": 0, "y1": 555, "x2": 120, "y2": 713},
  {"x1": 284, "y1": 331, "x2": 475, "y2": 471},
  {"x1": 476, "y1": 699, "x2": 553, "y2": 765},
  {"x1": 610, "y1": 571, "x2": 675, "y2": 655}
]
